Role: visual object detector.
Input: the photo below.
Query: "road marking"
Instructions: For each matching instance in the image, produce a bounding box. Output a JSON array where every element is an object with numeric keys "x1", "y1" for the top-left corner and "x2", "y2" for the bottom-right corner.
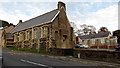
[{"x1": 20, "y1": 59, "x2": 53, "y2": 68}]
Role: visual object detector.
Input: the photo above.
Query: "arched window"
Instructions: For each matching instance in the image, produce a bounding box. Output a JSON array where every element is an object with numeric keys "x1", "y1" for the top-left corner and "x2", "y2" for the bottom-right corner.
[{"x1": 43, "y1": 26, "x2": 49, "y2": 37}]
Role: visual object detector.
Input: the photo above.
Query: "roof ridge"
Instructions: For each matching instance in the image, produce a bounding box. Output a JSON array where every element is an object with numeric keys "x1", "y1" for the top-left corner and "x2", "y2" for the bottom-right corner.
[
  {"x1": 11, "y1": 8, "x2": 59, "y2": 33},
  {"x1": 79, "y1": 31, "x2": 110, "y2": 37},
  {"x1": 78, "y1": 32, "x2": 110, "y2": 40}
]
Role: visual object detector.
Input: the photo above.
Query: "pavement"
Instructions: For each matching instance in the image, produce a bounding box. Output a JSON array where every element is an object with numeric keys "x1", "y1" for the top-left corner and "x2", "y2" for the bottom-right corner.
[{"x1": 2, "y1": 48, "x2": 120, "y2": 68}]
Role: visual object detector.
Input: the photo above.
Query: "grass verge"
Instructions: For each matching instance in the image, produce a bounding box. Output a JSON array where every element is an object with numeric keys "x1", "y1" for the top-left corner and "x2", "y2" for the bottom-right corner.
[{"x1": 6, "y1": 47, "x2": 50, "y2": 54}]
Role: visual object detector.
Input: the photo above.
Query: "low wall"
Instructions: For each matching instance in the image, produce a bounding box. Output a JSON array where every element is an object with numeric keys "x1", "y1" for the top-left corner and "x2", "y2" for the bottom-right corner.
[
  {"x1": 90, "y1": 45, "x2": 116, "y2": 49},
  {"x1": 50, "y1": 48, "x2": 73, "y2": 56},
  {"x1": 73, "y1": 48, "x2": 120, "y2": 63}
]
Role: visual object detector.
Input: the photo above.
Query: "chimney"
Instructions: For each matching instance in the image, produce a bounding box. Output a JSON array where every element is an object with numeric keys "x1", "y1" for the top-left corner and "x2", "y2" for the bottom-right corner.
[
  {"x1": 19, "y1": 20, "x2": 22, "y2": 23},
  {"x1": 58, "y1": 1, "x2": 66, "y2": 11}
]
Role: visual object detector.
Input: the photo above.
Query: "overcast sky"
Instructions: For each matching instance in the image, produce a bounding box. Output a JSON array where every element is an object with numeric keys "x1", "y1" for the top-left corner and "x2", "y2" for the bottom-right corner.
[{"x1": 0, "y1": 0, "x2": 119, "y2": 32}]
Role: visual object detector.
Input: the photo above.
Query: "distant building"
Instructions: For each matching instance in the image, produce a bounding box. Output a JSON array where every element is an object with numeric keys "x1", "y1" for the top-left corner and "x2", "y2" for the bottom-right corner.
[
  {"x1": 10, "y1": 2, "x2": 75, "y2": 52},
  {"x1": 76, "y1": 32, "x2": 117, "y2": 49},
  {"x1": 1, "y1": 26, "x2": 15, "y2": 47}
]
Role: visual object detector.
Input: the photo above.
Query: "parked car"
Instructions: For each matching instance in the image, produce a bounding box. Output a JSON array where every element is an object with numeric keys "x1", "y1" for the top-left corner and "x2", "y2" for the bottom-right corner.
[{"x1": 75, "y1": 44, "x2": 88, "y2": 48}]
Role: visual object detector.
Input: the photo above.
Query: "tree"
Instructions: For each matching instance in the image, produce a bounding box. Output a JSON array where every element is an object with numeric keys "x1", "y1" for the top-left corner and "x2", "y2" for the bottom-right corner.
[
  {"x1": 70, "y1": 22, "x2": 78, "y2": 31},
  {"x1": 98, "y1": 27, "x2": 108, "y2": 33},
  {"x1": 2, "y1": 20, "x2": 9, "y2": 27},
  {"x1": 0, "y1": 20, "x2": 14, "y2": 27},
  {"x1": 70, "y1": 22, "x2": 79, "y2": 35},
  {"x1": 76, "y1": 24, "x2": 96, "y2": 36},
  {"x1": 113, "y1": 30, "x2": 120, "y2": 36}
]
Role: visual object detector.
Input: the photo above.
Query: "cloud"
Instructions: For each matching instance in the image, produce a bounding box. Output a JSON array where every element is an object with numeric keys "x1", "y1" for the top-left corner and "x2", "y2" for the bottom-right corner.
[
  {"x1": 0, "y1": 0, "x2": 58, "y2": 2},
  {"x1": 0, "y1": 2, "x2": 118, "y2": 32},
  {"x1": 0, "y1": 4, "x2": 32, "y2": 25},
  {"x1": 69, "y1": 4, "x2": 118, "y2": 32},
  {"x1": 0, "y1": 0, "x2": 119, "y2": 2},
  {"x1": 0, "y1": 2, "x2": 56, "y2": 25}
]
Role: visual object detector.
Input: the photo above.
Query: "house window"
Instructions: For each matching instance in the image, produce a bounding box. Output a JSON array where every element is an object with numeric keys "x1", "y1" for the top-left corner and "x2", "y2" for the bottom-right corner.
[
  {"x1": 110, "y1": 39, "x2": 113, "y2": 46},
  {"x1": 92, "y1": 39, "x2": 95, "y2": 44},
  {"x1": 63, "y1": 35, "x2": 67, "y2": 42},
  {"x1": 114, "y1": 37, "x2": 118, "y2": 43},
  {"x1": 20, "y1": 33, "x2": 22, "y2": 41},
  {"x1": 27, "y1": 31, "x2": 29, "y2": 40},
  {"x1": 115, "y1": 39, "x2": 117, "y2": 43},
  {"x1": 43, "y1": 26, "x2": 49, "y2": 37},
  {"x1": 55, "y1": 31, "x2": 59, "y2": 40},
  {"x1": 84, "y1": 40, "x2": 87, "y2": 45},
  {"x1": 19, "y1": 33, "x2": 24, "y2": 41},
  {"x1": 87, "y1": 40, "x2": 90, "y2": 45},
  {"x1": 21, "y1": 33, "x2": 23, "y2": 41},
  {"x1": 105, "y1": 39, "x2": 109, "y2": 43},
  {"x1": 36, "y1": 28, "x2": 41, "y2": 39},
  {"x1": 111, "y1": 38, "x2": 117, "y2": 46},
  {"x1": 114, "y1": 39, "x2": 117, "y2": 44},
  {"x1": 14, "y1": 35, "x2": 15, "y2": 42},
  {"x1": 27, "y1": 31, "x2": 31, "y2": 40},
  {"x1": 34, "y1": 29, "x2": 37, "y2": 39},
  {"x1": 14, "y1": 34, "x2": 18, "y2": 42},
  {"x1": 101, "y1": 38, "x2": 105, "y2": 43},
  {"x1": 22, "y1": 33, "x2": 25, "y2": 40}
]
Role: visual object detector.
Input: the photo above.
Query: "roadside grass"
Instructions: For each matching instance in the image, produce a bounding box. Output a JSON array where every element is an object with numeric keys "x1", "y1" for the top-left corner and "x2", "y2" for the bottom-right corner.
[{"x1": 6, "y1": 47, "x2": 50, "y2": 54}]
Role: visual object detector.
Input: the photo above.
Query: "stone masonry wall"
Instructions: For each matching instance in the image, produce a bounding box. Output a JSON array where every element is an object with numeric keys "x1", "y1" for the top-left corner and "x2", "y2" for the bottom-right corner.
[{"x1": 73, "y1": 49, "x2": 120, "y2": 63}]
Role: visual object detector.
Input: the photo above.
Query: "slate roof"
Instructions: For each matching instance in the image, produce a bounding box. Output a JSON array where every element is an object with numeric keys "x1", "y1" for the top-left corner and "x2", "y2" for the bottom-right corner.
[
  {"x1": 11, "y1": 9, "x2": 59, "y2": 33},
  {"x1": 78, "y1": 32, "x2": 110, "y2": 40},
  {"x1": 3, "y1": 26, "x2": 15, "y2": 33}
]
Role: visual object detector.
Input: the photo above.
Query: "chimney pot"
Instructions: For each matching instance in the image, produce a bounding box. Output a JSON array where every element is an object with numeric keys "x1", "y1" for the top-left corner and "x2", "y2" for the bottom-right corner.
[{"x1": 19, "y1": 20, "x2": 22, "y2": 23}]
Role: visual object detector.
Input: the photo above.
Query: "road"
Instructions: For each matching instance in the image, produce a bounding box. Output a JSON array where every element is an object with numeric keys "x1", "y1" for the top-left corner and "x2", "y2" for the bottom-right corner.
[{"x1": 2, "y1": 48, "x2": 92, "y2": 68}]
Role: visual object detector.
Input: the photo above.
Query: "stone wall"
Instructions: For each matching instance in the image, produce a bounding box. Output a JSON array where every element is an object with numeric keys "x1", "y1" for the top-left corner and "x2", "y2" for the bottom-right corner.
[
  {"x1": 73, "y1": 49, "x2": 120, "y2": 63},
  {"x1": 50, "y1": 48, "x2": 73, "y2": 56}
]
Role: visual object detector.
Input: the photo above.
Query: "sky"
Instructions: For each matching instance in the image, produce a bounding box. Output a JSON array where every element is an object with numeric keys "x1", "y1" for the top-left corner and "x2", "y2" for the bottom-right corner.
[{"x1": 0, "y1": 0, "x2": 119, "y2": 32}]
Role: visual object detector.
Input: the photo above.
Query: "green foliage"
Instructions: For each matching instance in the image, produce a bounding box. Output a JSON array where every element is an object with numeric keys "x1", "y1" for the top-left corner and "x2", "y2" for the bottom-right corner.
[
  {"x1": 7, "y1": 47, "x2": 50, "y2": 54},
  {"x1": 0, "y1": 20, "x2": 14, "y2": 27},
  {"x1": 113, "y1": 30, "x2": 120, "y2": 36},
  {"x1": 113, "y1": 30, "x2": 120, "y2": 43}
]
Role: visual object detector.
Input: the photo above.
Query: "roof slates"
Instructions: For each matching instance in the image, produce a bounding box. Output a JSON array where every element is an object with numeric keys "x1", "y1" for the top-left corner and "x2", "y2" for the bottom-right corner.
[
  {"x1": 11, "y1": 9, "x2": 58, "y2": 33},
  {"x1": 78, "y1": 32, "x2": 110, "y2": 40}
]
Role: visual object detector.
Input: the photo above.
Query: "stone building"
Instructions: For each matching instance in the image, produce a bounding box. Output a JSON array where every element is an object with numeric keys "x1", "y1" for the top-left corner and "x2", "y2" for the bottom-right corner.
[
  {"x1": 11, "y1": 2, "x2": 74, "y2": 52},
  {"x1": 76, "y1": 32, "x2": 117, "y2": 49},
  {"x1": 1, "y1": 25, "x2": 15, "y2": 47}
]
